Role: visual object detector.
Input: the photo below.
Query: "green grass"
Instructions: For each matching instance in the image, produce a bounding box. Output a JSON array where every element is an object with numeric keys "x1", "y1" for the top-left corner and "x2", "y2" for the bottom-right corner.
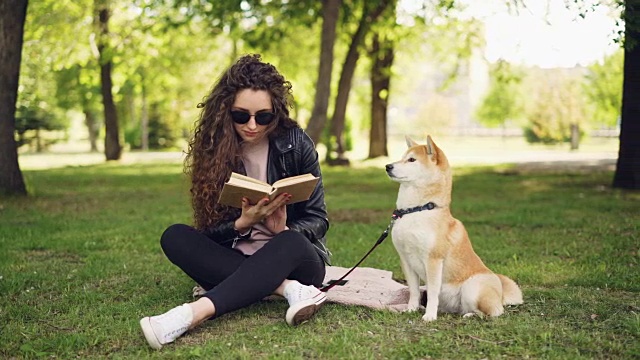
[{"x1": 1, "y1": 162, "x2": 638, "y2": 359}]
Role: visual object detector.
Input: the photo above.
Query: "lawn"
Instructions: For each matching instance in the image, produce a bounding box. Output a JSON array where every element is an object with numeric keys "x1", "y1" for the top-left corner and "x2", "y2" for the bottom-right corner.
[{"x1": 1, "y1": 161, "x2": 638, "y2": 359}]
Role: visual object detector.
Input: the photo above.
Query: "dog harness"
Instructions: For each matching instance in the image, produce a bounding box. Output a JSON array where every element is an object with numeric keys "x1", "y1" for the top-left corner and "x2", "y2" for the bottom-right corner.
[{"x1": 320, "y1": 201, "x2": 438, "y2": 292}]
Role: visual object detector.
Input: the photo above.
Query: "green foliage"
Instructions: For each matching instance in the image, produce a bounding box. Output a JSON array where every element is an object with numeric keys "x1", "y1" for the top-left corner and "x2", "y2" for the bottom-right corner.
[
  {"x1": 475, "y1": 60, "x2": 524, "y2": 128},
  {"x1": 111, "y1": 3, "x2": 222, "y2": 150},
  {"x1": 523, "y1": 68, "x2": 588, "y2": 144},
  {"x1": 123, "y1": 102, "x2": 180, "y2": 150},
  {"x1": 14, "y1": 102, "x2": 65, "y2": 132},
  {"x1": 389, "y1": 2, "x2": 491, "y2": 137},
  {"x1": 147, "y1": 103, "x2": 180, "y2": 149},
  {"x1": 475, "y1": 47, "x2": 621, "y2": 143},
  {"x1": 0, "y1": 162, "x2": 638, "y2": 358},
  {"x1": 14, "y1": 91, "x2": 68, "y2": 151},
  {"x1": 584, "y1": 49, "x2": 623, "y2": 127},
  {"x1": 418, "y1": 10, "x2": 485, "y2": 91},
  {"x1": 55, "y1": 65, "x2": 102, "y2": 114},
  {"x1": 124, "y1": 125, "x2": 142, "y2": 148},
  {"x1": 241, "y1": 0, "x2": 321, "y2": 49},
  {"x1": 17, "y1": 0, "x2": 88, "y2": 150},
  {"x1": 322, "y1": 122, "x2": 354, "y2": 161},
  {"x1": 116, "y1": 0, "x2": 323, "y2": 148},
  {"x1": 19, "y1": 0, "x2": 238, "y2": 151},
  {"x1": 15, "y1": 0, "x2": 626, "y2": 157},
  {"x1": 259, "y1": 25, "x2": 322, "y2": 123}
]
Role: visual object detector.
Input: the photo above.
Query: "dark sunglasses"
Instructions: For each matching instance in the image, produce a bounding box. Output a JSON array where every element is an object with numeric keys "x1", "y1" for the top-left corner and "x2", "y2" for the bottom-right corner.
[{"x1": 230, "y1": 110, "x2": 275, "y2": 126}]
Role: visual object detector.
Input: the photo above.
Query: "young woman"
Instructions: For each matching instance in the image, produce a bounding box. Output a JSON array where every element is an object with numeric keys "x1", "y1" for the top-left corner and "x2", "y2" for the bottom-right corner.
[{"x1": 140, "y1": 54, "x2": 331, "y2": 350}]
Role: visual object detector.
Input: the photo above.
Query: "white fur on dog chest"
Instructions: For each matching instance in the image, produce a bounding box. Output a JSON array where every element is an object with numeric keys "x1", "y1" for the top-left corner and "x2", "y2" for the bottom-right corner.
[{"x1": 391, "y1": 214, "x2": 439, "y2": 252}]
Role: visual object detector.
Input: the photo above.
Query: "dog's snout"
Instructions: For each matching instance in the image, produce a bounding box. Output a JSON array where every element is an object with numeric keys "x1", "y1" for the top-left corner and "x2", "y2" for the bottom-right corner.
[{"x1": 385, "y1": 164, "x2": 394, "y2": 171}]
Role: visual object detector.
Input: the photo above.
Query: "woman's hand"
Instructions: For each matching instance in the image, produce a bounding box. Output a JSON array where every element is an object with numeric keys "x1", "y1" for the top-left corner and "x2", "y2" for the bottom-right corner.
[
  {"x1": 234, "y1": 193, "x2": 291, "y2": 233},
  {"x1": 263, "y1": 199, "x2": 288, "y2": 234}
]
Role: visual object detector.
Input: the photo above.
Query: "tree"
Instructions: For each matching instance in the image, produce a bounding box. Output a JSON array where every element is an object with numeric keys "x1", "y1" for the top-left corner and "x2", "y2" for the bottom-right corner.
[
  {"x1": 584, "y1": 49, "x2": 623, "y2": 128},
  {"x1": 364, "y1": 0, "x2": 399, "y2": 159},
  {"x1": 327, "y1": 0, "x2": 391, "y2": 164},
  {"x1": 17, "y1": 3, "x2": 74, "y2": 153},
  {"x1": 523, "y1": 68, "x2": 587, "y2": 146},
  {"x1": 305, "y1": 0, "x2": 342, "y2": 144},
  {"x1": 20, "y1": 0, "x2": 103, "y2": 153},
  {"x1": 94, "y1": 0, "x2": 122, "y2": 160},
  {"x1": 55, "y1": 65, "x2": 102, "y2": 152},
  {"x1": 614, "y1": 0, "x2": 640, "y2": 189},
  {"x1": 0, "y1": 0, "x2": 28, "y2": 196},
  {"x1": 368, "y1": 2, "x2": 487, "y2": 157},
  {"x1": 14, "y1": 46, "x2": 69, "y2": 153},
  {"x1": 116, "y1": 6, "x2": 220, "y2": 151},
  {"x1": 368, "y1": 31, "x2": 395, "y2": 158},
  {"x1": 15, "y1": 94, "x2": 66, "y2": 152},
  {"x1": 475, "y1": 60, "x2": 523, "y2": 131},
  {"x1": 508, "y1": 0, "x2": 636, "y2": 187},
  {"x1": 162, "y1": 0, "x2": 323, "y2": 125}
]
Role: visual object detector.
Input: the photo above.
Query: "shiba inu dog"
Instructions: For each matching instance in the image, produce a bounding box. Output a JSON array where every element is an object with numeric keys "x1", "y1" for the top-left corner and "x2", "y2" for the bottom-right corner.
[{"x1": 385, "y1": 136, "x2": 523, "y2": 322}]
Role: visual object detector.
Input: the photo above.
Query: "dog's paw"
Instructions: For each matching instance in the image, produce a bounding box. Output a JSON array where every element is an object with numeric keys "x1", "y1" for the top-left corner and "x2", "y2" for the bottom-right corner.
[
  {"x1": 422, "y1": 312, "x2": 438, "y2": 322},
  {"x1": 388, "y1": 304, "x2": 409, "y2": 313},
  {"x1": 462, "y1": 312, "x2": 476, "y2": 318},
  {"x1": 403, "y1": 305, "x2": 419, "y2": 313}
]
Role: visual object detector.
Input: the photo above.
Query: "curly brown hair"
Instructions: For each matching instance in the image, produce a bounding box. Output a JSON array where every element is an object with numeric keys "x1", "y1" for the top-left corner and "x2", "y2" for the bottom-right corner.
[{"x1": 185, "y1": 54, "x2": 298, "y2": 231}]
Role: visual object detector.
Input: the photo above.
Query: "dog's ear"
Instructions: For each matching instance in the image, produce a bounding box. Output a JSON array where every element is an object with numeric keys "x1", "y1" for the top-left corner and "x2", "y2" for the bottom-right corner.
[
  {"x1": 426, "y1": 135, "x2": 435, "y2": 156},
  {"x1": 426, "y1": 135, "x2": 447, "y2": 165},
  {"x1": 405, "y1": 136, "x2": 418, "y2": 148}
]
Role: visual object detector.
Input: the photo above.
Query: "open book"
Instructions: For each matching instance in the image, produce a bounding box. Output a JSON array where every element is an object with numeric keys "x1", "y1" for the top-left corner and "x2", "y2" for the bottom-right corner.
[{"x1": 218, "y1": 172, "x2": 320, "y2": 208}]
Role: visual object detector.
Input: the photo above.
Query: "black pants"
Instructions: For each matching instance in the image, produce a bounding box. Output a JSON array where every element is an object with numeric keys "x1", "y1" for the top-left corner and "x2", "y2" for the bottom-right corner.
[{"x1": 160, "y1": 224, "x2": 326, "y2": 316}]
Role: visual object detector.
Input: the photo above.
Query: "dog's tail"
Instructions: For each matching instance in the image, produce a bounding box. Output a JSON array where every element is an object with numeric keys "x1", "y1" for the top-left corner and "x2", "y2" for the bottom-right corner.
[{"x1": 498, "y1": 274, "x2": 523, "y2": 305}]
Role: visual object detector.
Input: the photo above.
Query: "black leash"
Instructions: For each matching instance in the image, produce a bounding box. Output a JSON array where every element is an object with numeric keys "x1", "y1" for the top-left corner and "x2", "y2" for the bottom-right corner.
[{"x1": 320, "y1": 202, "x2": 437, "y2": 292}]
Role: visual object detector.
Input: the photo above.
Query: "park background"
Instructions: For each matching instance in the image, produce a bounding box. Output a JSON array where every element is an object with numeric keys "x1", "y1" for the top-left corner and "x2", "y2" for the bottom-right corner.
[
  {"x1": 2, "y1": 0, "x2": 639, "y2": 358},
  {"x1": 11, "y1": 0, "x2": 625, "y2": 160}
]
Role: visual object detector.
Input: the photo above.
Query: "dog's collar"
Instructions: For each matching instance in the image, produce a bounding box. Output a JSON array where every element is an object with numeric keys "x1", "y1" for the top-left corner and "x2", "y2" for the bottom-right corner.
[{"x1": 393, "y1": 202, "x2": 437, "y2": 219}]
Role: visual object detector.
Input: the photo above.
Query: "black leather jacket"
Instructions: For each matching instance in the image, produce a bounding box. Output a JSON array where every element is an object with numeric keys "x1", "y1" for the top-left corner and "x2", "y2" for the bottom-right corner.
[{"x1": 203, "y1": 126, "x2": 331, "y2": 264}]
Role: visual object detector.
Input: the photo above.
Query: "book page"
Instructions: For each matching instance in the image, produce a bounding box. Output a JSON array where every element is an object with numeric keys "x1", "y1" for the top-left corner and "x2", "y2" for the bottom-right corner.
[
  {"x1": 229, "y1": 172, "x2": 270, "y2": 187},
  {"x1": 270, "y1": 175, "x2": 319, "y2": 204},
  {"x1": 271, "y1": 173, "x2": 318, "y2": 188},
  {"x1": 218, "y1": 172, "x2": 319, "y2": 208},
  {"x1": 218, "y1": 183, "x2": 270, "y2": 208},
  {"x1": 218, "y1": 172, "x2": 271, "y2": 208},
  {"x1": 227, "y1": 177, "x2": 271, "y2": 193}
]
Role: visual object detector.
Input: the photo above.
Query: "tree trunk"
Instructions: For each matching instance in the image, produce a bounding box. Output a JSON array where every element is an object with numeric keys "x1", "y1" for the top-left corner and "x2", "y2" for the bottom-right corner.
[
  {"x1": 368, "y1": 33, "x2": 394, "y2": 158},
  {"x1": 141, "y1": 77, "x2": 149, "y2": 151},
  {"x1": 35, "y1": 128, "x2": 43, "y2": 153},
  {"x1": 328, "y1": 0, "x2": 389, "y2": 165},
  {"x1": 0, "y1": 0, "x2": 28, "y2": 196},
  {"x1": 95, "y1": 0, "x2": 121, "y2": 161},
  {"x1": 84, "y1": 109, "x2": 99, "y2": 152},
  {"x1": 570, "y1": 123, "x2": 579, "y2": 151},
  {"x1": 305, "y1": 0, "x2": 341, "y2": 145},
  {"x1": 613, "y1": 0, "x2": 640, "y2": 189}
]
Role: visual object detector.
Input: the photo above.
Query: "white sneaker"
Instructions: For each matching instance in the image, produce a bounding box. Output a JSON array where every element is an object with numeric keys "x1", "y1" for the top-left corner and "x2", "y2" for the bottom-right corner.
[
  {"x1": 283, "y1": 282, "x2": 327, "y2": 326},
  {"x1": 140, "y1": 304, "x2": 193, "y2": 350}
]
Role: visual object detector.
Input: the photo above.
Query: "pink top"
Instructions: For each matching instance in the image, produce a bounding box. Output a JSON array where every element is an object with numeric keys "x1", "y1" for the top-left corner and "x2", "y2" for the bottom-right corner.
[{"x1": 234, "y1": 137, "x2": 287, "y2": 255}]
